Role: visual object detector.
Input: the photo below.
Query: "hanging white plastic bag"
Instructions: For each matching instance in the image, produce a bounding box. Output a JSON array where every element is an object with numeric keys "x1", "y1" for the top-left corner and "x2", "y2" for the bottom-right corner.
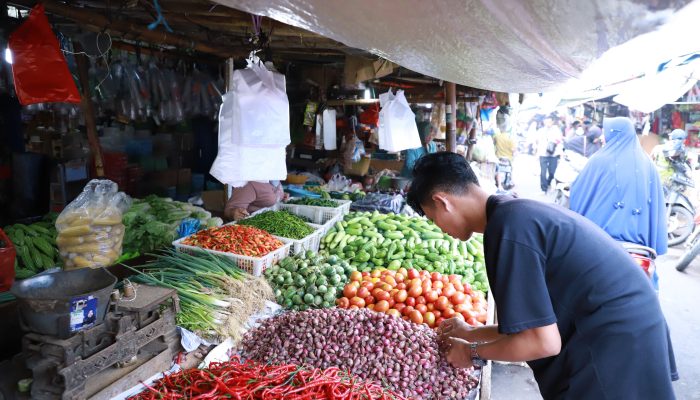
[
  {"x1": 322, "y1": 108, "x2": 337, "y2": 150},
  {"x1": 230, "y1": 57, "x2": 290, "y2": 147},
  {"x1": 378, "y1": 89, "x2": 421, "y2": 152}
]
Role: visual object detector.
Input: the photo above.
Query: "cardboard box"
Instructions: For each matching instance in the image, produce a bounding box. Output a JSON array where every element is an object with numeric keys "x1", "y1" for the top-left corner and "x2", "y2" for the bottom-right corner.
[{"x1": 202, "y1": 190, "x2": 226, "y2": 213}]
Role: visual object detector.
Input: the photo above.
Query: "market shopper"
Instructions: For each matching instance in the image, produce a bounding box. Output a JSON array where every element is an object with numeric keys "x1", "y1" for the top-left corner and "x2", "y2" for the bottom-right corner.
[
  {"x1": 570, "y1": 117, "x2": 667, "y2": 290},
  {"x1": 407, "y1": 152, "x2": 678, "y2": 400},
  {"x1": 401, "y1": 121, "x2": 437, "y2": 178},
  {"x1": 537, "y1": 116, "x2": 563, "y2": 193},
  {"x1": 564, "y1": 124, "x2": 603, "y2": 158},
  {"x1": 224, "y1": 181, "x2": 285, "y2": 220}
]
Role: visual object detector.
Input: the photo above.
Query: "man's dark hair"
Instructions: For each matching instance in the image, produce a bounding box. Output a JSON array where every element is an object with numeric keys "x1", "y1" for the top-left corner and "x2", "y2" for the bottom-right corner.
[{"x1": 407, "y1": 152, "x2": 479, "y2": 215}]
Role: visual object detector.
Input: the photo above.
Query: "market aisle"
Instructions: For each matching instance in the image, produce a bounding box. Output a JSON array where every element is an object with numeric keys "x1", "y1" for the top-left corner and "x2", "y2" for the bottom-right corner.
[{"x1": 491, "y1": 154, "x2": 700, "y2": 400}]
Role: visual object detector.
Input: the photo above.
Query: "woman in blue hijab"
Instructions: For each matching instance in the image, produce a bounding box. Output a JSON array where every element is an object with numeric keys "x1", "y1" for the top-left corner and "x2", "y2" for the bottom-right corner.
[{"x1": 570, "y1": 117, "x2": 667, "y2": 285}]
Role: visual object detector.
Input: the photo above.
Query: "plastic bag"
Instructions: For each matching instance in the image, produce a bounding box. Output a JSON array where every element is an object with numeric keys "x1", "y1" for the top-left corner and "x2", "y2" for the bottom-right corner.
[
  {"x1": 351, "y1": 134, "x2": 366, "y2": 163},
  {"x1": 9, "y1": 4, "x2": 80, "y2": 105},
  {"x1": 229, "y1": 57, "x2": 290, "y2": 147},
  {"x1": 378, "y1": 89, "x2": 421, "y2": 152},
  {"x1": 55, "y1": 180, "x2": 131, "y2": 270},
  {"x1": 322, "y1": 109, "x2": 338, "y2": 150},
  {"x1": 328, "y1": 174, "x2": 352, "y2": 191}
]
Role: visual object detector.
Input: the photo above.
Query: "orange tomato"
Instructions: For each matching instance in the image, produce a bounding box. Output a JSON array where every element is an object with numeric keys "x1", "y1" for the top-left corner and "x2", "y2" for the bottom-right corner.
[
  {"x1": 424, "y1": 290, "x2": 439, "y2": 303},
  {"x1": 384, "y1": 276, "x2": 397, "y2": 286},
  {"x1": 453, "y1": 312, "x2": 466, "y2": 322},
  {"x1": 442, "y1": 308, "x2": 456, "y2": 319},
  {"x1": 371, "y1": 270, "x2": 382, "y2": 278},
  {"x1": 349, "y1": 305, "x2": 359, "y2": 310},
  {"x1": 376, "y1": 290, "x2": 391, "y2": 302},
  {"x1": 435, "y1": 317, "x2": 445, "y2": 327},
  {"x1": 350, "y1": 271, "x2": 363, "y2": 282},
  {"x1": 375, "y1": 300, "x2": 390, "y2": 313},
  {"x1": 396, "y1": 282, "x2": 407, "y2": 290},
  {"x1": 361, "y1": 271, "x2": 370, "y2": 278},
  {"x1": 336, "y1": 297, "x2": 350, "y2": 308},
  {"x1": 424, "y1": 311, "x2": 436, "y2": 327},
  {"x1": 408, "y1": 285, "x2": 422, "y2": 298},
  {"x1": 394, "y1": 289, "x2": 408, "y2": 303},
  {"x1": 371, "y1": 277, "x2": 381, "y2": 284},
  {"x1": 367, "y1": 304, "x2": 375, "y2": 311},
  {"x1": 394, "y1": 303, "x2": 406, "y2": 313},
  {"x1": 442, "y1": 283, "x2": 456, "y2": 298},
  {"x1": 416, "y1": 296, "x2": 427, "y2": 305},
  {"x1": 357, "y1": 287, "x2": 370, "y2": 299},
  {"x1": 436, "y1": 296, "x2": 450, "y2": 311},
  {"x1": 360, "y1": 281, "x2": 374, "y2": 291},
  {"x1": 350, "y1": 297, "x2": 365, "y2": 307},
  {"x1": 403, "y1": 305, "x2": 415, "y2": 316},
  {"x1": 398, "y1": 267, "x2": 408, "y2": 277},
  {"x1": 448, "y1": 274, "x2": 461, "y2": 284},
  {"x1": 433, "y1": 310, "x2": 442, "y2": 319},
  {"x1": 427, "y1": 303, "x2": 435, "y2": 312},
  {"x1": 432, "y1": 280, "x2": 444, "y2": 290},
  {"x1": 450, "y1": 292, "x2": 467, "y2": 305},
  {"x1": 430, "y1": 272, "x2": 443, "y2": 282},
  {"x1": 415, "y1": 304, "x2": 428, "y2": 314},
  {"x1": 409, "y1": 310, "x2": 424, "y2": 324},
  {"x1": 387, "y1": 309, "x2": 402, "y2": 318},
  {"x1": 407, "y1": 269, "x2": 420, "y2": 279},
  {"x1": 380, "y1": 283, "x2": 393, "y2": 292},
  {"x1": 405, "y1": 297, "x2": 416, "y2": 307},
  {"x1": 365, "y1": 295, "x2": 375, "y2": 305},
  {"x1": 395, "y1": 273, "x2": 405, "y2": 283},
  {"x1": 453, "y1": 282, "x2": 465, "y2": 293},
  {"x1": 388, "y1": 298, "x2": 395, "y2": 308},
  {"x1": 343, "y1": 284, "x2": 358, "y2": 298}
]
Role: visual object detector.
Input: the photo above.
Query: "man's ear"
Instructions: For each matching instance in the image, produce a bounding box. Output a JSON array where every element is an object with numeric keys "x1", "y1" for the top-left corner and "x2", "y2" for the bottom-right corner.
[{"x1": 431, "y1": 192, "x2": 452, "y2": 212}]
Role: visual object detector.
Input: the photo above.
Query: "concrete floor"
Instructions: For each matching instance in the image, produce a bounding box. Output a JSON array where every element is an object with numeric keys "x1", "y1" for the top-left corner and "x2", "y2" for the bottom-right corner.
[{"x1": 488, "y1": 155, "x2": 700, "y2": 400}]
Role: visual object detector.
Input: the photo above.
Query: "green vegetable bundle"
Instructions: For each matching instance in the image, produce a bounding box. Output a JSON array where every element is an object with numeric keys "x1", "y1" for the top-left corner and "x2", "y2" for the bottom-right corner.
[
  {"x1": 4, "y1": 213, "x2": 60, "y2": 279},
  {"x1": 238, "y1": 211, "x2": 315, "y2": 240},
  {"x1": 285, "y1": 198, "x2": 340, "y2": 208},
  {"x1": 128, "y1": 250, "x2": 274, "y2": 341},
  {"x1": 320, "y1": 211, "x2": 489, "y2": 293},
  {"x1": 264, "y1": 250, "x2": 352, "y2": 310}
]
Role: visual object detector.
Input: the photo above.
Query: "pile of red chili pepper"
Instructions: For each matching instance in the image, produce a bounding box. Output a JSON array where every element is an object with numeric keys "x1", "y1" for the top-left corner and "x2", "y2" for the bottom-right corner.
[
  {"x1": 129, "y1": 357, "x2": 408, "y2": 400},
  {"x1": 182, "y1": 225, "x2": 283, "y2": 257}
]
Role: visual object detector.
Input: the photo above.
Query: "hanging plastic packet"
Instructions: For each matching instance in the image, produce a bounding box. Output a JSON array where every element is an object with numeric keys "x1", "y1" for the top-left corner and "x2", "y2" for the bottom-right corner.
[{"x1": 176, "y1": 218, "x2": 201, "y2": 239}]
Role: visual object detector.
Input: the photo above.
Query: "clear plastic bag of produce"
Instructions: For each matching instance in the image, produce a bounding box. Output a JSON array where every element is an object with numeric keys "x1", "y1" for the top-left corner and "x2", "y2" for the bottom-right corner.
[{"x1": 55, "y1": 179, "x2": 132, "y2": 270}]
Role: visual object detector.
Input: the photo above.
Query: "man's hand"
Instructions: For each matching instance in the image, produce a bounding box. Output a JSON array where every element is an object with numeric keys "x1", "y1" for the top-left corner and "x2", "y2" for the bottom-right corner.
[
  {"x1": 232, "y1": 208, "x2": 249, "y2": 220},
  {"x1": 438, "y1": 317, "x2": 475, "y2": 342},
  {"x1": 442, "y1": 337, "x2": 473, "y2": 369}
]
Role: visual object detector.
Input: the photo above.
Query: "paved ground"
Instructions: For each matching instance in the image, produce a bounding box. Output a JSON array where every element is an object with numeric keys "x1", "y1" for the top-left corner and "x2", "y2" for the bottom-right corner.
[{"x1": 489, "y1": 155, "x2": 700, "y2": 400}]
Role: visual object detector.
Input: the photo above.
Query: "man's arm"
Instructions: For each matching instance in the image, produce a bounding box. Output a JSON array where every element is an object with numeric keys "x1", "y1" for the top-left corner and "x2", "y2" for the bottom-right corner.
[
  {"x1": 477, "y1": 323, "x2": 561, "y2": 362},
  {"x1": 224, "y1": 184, "x2": 256, "y2": 219}
]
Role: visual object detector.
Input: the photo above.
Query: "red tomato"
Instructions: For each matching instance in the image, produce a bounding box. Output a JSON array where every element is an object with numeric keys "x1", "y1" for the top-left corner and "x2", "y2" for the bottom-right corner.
[
  {"x1": 432, "y1": 280, "x2": 444, "y2": 290},
  {"x1": 390, "y1": 288, "x2": 399, "y2": 297},
  {"x1": 442, "y1": 284, "x2": 456, "y2": 298},
  {"x1": 442, "y1": 308, "x2": 456, "y2": 319},
  {"x1": 398, "y1": 267, "x2": 408, "y2": 277},
  {"x1": 336, "y1": 297, "x2": 350, "y2": 308},
  {"x1": 433, "y1": 310, "x2": 442, "y2": 319},
  {"x1": 408, "y1": 285, "x2": 422, "y2": 298},
  {"x1": 424, "y1": 311, "x2": 436, "y2": 328},
  {"x1": 394, "y1": 289, "x2": 408, "y2": 303},
  {"x1": 436, "y1": 296, "x2": 450, "y2": 311},
  {"x1": 371, "y1": 270, "x2": 382, "y2": 278},
  {"x1": 454, "y1": 303, "x2": 472, "y2": 314},
  {"x1": 477, "y1": 311, "x2": 488, "y2": 324},
  {"x1": 424, "y1": 290, "x2": 439, "y2": 303},
  {"x1": 452, "y1": 312, "x2": 466, "y2": 322},
  {"x1": 387, "y1": 309, "x2": 402, "y2": 318},
  {"x1": 419, "y1": 270, "x2": 430, "y2": 279},
  {"x1": 422, "y1": 282, "x2": 432, "y2": 293},
  {"x1": 441, "y1": 275, "x2": 449, "y2": 284},
  {"x1": 384, "y1": 276, "x2": 397, "y2": 287},
  {"x1": 350, "y1": 271, "x2": 363, "y2": 282},
  {"x1": 349, "y1": 305, "x2": 359, "y2": 310},
  {"x1": 467, "y1": 317, "x2": 479, "y2": 326},
  {"x1": 403, "y1": 305, "x2": 415, "y2": 316},
  {"x1": 416, "y1": 296, "x2": 427, "y2": 305},
  {"x1": 402, "y1": 316, "x2": 410, "y2": 321},
  {"x1": 371, "y1": 288, "x2": 383, "y2": 298},
  {"x1": 395, "y1": 273, "x2": 405, "y2": 283},
  {"x1": 450, "y1": 292, "x2": 467, "y2": 305},
  {"x1": 463, "y1": 282, "x2": 472, "y2": 292},
  {"x1": 357, "y1": 287, "x2": 370, "y2": 299},
  {"x1": 409, "y1": 310, "x2": 424, "y2": 324},
  {"x1": 394, "y1": 303, "x2": 406, "y2": 313},
  {"x1": 407, "y1": 269, "x2": 420, "y2": 279},
  {"x1": 380, "y1": 283, "x2": 393, "y2": 292},
  {"x1": 361, "y1": 271, "x2": 370, "y2": 278},
  {"x1": 396, "y1": 282, "x2": 407, "y2": 290},
  {"x1": 367, "y1": 304, "x2": 375, "y2": 311},
  {"x1": 435, "y1": 317, "x2": 446, "y2": 327},
  {"x1": 350, "y1": 297, "x2": 365, "y2": 308},
  {"x1": 405, "y1": 297, "x2": 416, "y2": 307},
  {"x1": 430, "y1": 272, "x2": 443, "y2": 282},
  {"x1": 448, "y1": 274, "x2": 461, "y2": 284},
  {"x1": 350, "y1": 281, "x2": 361, "y2": 288},
  {"x1": 415, "y1": 304, "x2": 428, "y2": 314},
  {"x1": 365, "y1": 295, "x2": 375, "y2": 305},
  {"x1": 343, "y1": 284, "x2": 358, "y2": 298},
  {"x1": 427, "y1": 303, "x2": 435, "y2": 312},
  {"x1": 380, "y1": 291, "x2": 393, "y2": 302},
  {"x1": 453, "y1": 282, "x2": 465, "y2": 293},
  {"x1": 375, "y1": 300, "x2": 390, "y2": 313},
  {"x1": 360, "y1": 281, "x2": 374, "y2": 291},
  {"x1": 388, "y1": 298, "x2": 396, "y2": 308}
]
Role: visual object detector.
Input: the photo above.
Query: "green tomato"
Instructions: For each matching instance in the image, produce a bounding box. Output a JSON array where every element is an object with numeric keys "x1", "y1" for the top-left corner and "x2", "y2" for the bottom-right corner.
[
  {"x1": 326, "y1": 287, "x2": 337, "y2": 298},
  {"x1": 303, "y1": 293, "x2": 315, "y2": 304},
  {"x1": 321, "y1": 301, "x2": 332, "y2": 308},
  {"x1": 313, "y1": 295, "x2": 323, "y2": 306},
  {"x1": 292, "y1": 294, "x2": 304, "y2": 305},
  {"x1": 323, "y1": 291, "x2": 336, "y2": 303},
  {"x1": 274, "y1": 289, "x2": 282, "y2": 298},
  {"x1": 329, "y1": 274, "x2": 341, "y2": 285},
  {"x1": 295, "y1": 276, "x2": 306, "y2": 287},
  {"x1": 284, "y1": 277, "x2": 294, "y2": 286},
  {"x1": 316, "y1": 276, "x2": 328, "y2": 286},
  {"x1": 275, "y1": 275, "x2": 286, "y2": 285},
  {"x1": 307, "y1": 285, "x2": 318, "y2": 296},
  {"x1": 317, "y1": 285, "x2": 328, "y2": 294}
]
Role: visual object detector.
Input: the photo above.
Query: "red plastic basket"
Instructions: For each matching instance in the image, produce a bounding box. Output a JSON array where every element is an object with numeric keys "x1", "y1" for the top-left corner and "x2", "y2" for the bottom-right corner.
[{"x1": 0, "y1": 228, "x2": 16, "y2": 292}]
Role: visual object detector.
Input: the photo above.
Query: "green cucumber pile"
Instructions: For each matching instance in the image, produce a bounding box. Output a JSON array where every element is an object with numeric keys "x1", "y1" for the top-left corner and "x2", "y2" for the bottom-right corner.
[
  {"x1": 238, "y1": 211, "x2": 315, "y2": 240},
  {"x1": 320, "y1": 211, "x2": 489, "y2": 293},
  {"x1": 264, "y1": 251, "x2": 352, "y2": 310},
  {"x1": 4, "y1": 215, "x2": 60, "y2": 279}
]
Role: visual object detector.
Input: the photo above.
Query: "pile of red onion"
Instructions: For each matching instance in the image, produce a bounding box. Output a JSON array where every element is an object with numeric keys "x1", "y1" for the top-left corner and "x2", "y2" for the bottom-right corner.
[{"x1": 240, "y1": 308, "x2": 479, "y2": 399}]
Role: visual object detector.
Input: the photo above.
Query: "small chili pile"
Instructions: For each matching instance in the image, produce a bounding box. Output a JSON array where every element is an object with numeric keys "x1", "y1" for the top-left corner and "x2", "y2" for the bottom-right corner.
[
  {"x1": 182, "y1": 225, "x2": 283, "y2": 257},
  {"x1": 128, "y1": 356, "x2": 408, "y2": 400},
  {"x1": 238, "y1": 211, "x2": 315, "y2": 240}
]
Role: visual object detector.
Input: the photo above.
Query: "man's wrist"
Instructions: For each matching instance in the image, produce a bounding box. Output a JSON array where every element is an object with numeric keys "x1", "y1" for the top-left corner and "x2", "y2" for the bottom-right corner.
[{"x1": 470, "y1": 342, "x2": 487, "y2": 367}]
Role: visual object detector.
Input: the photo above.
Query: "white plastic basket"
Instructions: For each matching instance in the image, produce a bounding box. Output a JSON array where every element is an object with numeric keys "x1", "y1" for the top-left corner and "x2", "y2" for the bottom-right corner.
[
  {"x1": 320, "y1": 213, "x2": 343, "y2": 236},
  {"x1": 278, "y1": 198, "x2": 352, "y2": 225},
  {"x1": 273, "y1": 223, "x2": 323, "y2": 255},
  {"x1": 172, "y1": 235, "x2": 291, "y2": 277}
]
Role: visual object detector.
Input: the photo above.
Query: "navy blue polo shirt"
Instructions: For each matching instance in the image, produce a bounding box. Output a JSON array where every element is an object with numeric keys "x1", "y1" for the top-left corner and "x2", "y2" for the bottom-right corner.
[{"x1": 483, "y1": 195, "x2": 677, "y2": 400}]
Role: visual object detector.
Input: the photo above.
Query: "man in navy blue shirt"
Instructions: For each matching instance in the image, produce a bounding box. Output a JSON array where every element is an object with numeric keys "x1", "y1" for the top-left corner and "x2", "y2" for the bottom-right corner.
[{"x1": 407, "y1": 152, "x2": 677, "y2": 400}]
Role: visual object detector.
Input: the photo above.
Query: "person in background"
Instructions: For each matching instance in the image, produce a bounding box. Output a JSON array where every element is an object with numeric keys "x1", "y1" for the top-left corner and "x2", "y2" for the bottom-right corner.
[
  {"x1": 570, "y1": 117, "x2": 667, "y2": 290},
  {"x1": 564, "y1": 123, "x2": 603, "y2": 158},
  {"x1": 406, "y1": 152, "x2": 677, "y2": 400},
  {"x1": 536, "y1": 116, "x2": 564, "y2": 193},
  {"x1": 401, "y1": 120, "x2": 437, "y2": 178},
  {"x1": 224, "y1": 181, "x2": 285, "y2": 220},
  {"x1": 493, "y1": 128, "x2": 516, "y2": 190}
]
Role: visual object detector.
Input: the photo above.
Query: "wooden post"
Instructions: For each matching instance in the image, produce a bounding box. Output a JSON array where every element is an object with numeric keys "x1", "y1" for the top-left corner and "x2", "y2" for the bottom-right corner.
[
  {"x1": 74, "y1": 42, "x2": 104, "y2": 177},
  {"x1": 445, "y1": 82, "x2": 457, "y2": 152}
]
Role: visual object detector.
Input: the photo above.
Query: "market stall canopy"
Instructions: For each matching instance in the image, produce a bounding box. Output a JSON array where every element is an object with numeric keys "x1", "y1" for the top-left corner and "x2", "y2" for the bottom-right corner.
[{"x1": 213, "y1": 0, "x2": 694, "y2": 93}]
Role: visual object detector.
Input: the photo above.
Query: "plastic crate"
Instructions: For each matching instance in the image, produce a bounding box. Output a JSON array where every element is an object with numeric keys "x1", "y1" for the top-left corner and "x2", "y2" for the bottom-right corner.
[
  {"x1": 172, "y1": 235, "x2": 292, "y2": 277},
  {"x1": 273, "y1": 223, "x2": 323, "y2": 255},
  {"x1": 278, "y1": 198, "x2": 352, "y2": 225},
  {"x1": 319, "y1": 213, "x2": 343, "y2": 236}
]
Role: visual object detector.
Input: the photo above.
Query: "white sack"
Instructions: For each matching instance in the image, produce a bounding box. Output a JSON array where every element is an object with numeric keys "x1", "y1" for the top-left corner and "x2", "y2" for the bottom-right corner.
[
  {"x1": 378, "y1": 89, "x2": 421, "y2": 152},
  {"x1": 322, "y1": 108, "x2": 337, "y2": 150}
]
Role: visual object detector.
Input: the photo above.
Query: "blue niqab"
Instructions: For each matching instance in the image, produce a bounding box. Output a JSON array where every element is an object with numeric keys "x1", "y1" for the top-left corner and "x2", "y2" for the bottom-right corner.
[{"x1": 570, "y1": 117, "x2": 667, "y2": 255}]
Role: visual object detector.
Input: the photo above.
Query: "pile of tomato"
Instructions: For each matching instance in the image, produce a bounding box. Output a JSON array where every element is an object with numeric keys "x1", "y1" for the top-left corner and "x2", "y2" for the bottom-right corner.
[{"x1": 336, "y1": 268, "x2": 488, "y2": 328}]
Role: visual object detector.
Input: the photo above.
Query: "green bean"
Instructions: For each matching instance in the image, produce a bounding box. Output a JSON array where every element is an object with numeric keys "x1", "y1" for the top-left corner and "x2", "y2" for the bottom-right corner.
[
  {"x1": 238, "y1": 211, "x2": 315, "y2": 239},
  {"x1": 286, "y1": 198, "x2": 340, "y2": 208}
]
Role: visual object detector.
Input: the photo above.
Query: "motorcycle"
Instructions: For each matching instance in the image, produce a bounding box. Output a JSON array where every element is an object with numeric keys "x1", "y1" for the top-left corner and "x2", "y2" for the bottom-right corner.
[
  {"x1": 553, "y1": 150, "x2": 588, "y2": 208},
  {"x1": 621, "y1": 242, "x2": 657, "y2": 285},
  {"x1": 664, "y1": 156, "x2": 695, "y2": 247},
  {"x1": 674, "y1": 211, "x2": 700, "y2": 272}
]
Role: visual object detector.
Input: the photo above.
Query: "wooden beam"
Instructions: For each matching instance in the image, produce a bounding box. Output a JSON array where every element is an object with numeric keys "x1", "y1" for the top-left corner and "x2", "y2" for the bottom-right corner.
[
  {"x1": 74, "y1": 42, "x2": 104, "y2": 178},
  {"x1": 9, "y1": 0, "x2": 242, "y2": 57},
  {"x1": 445, "y1": 82, "x2": 457, "y2": 152}
]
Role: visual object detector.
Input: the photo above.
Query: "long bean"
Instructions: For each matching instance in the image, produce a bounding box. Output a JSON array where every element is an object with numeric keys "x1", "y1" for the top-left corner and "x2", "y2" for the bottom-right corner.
[{"x1": 238, "y1": 211, "x2": 315, "y2": 239}]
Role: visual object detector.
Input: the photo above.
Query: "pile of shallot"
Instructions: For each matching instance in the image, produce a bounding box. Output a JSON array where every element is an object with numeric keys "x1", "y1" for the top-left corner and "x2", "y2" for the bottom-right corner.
[{"x1": 239, "y1": 308, "x2": 479, "y2": 399}]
